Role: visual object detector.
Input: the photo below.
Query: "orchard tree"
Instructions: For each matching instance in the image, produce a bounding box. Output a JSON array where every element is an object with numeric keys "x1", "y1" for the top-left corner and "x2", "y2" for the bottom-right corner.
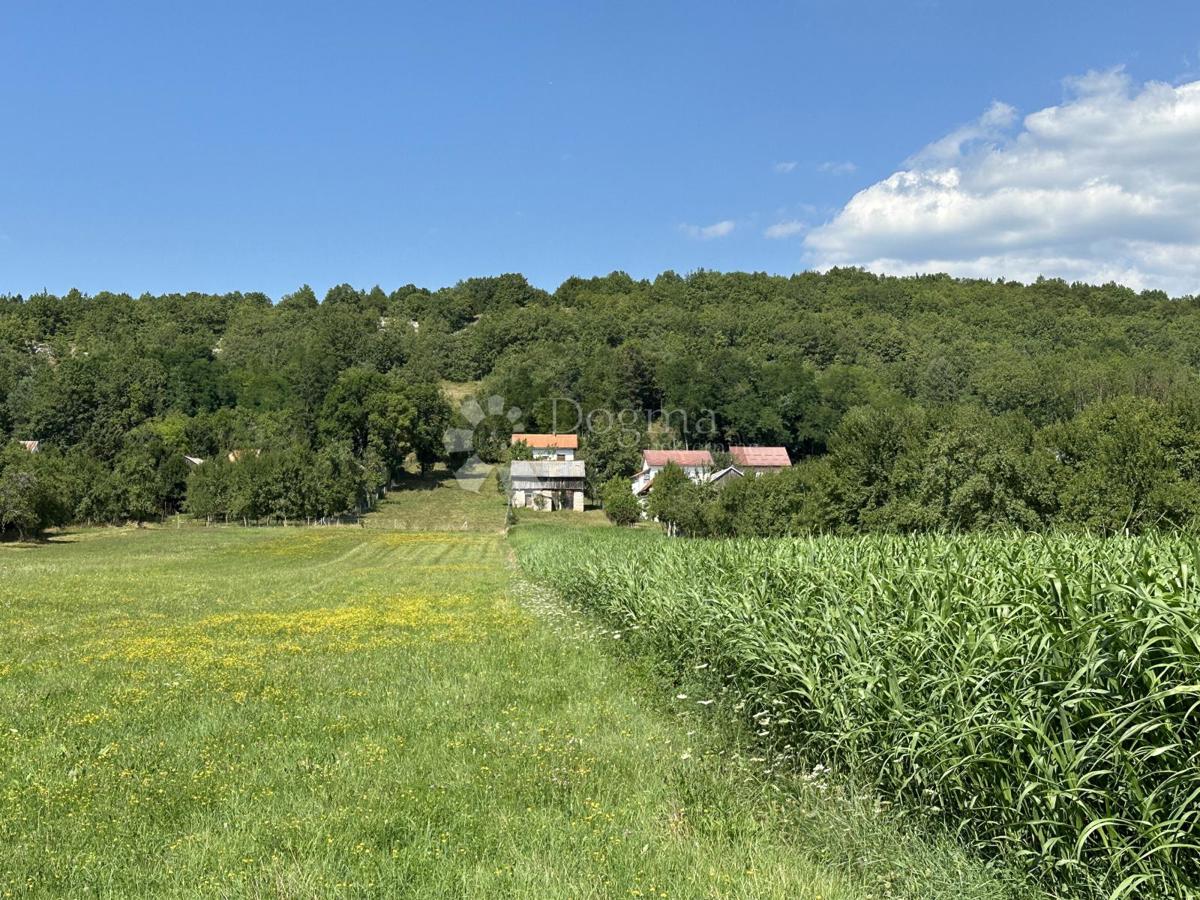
[
  {"x1": 601, "y1": 477, "x2": 640, "y2": 526},
  {"x1": 582, "y1": 423, "x2": 643, "y2": 498},
  {"x1": 646, "y1": 462, "x2": 708, "y2": 537}
]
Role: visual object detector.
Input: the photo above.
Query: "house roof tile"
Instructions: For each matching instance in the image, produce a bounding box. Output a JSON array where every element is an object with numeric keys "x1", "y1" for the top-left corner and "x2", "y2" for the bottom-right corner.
[
  {"x1": 730, "y1": 446, "x2": 792, "y2": 467},
  {"x1": 511, "y1": 433, "x2": 579, "y2": 449},
  {"x1": 642, "y1": 449, "x2": 714, "y2": 468}
]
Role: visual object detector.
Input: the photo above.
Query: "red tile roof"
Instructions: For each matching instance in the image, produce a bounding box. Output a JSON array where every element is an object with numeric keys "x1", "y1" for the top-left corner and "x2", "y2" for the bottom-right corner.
[
  {"x1": 642, "y1": 449, "x2": 714, "y2": 468},
  {"x1": 511, "y1": 433, "x2": 579, "y2": 449},
  {"x1": 730, "y1": 446, "x2": 792, "y2": 467}
]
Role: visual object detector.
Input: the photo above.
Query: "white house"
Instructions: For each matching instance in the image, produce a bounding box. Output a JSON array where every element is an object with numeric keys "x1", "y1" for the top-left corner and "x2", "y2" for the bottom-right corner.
[
  {"x1": 510, "y1": 433, "x2": 578, "y2": 461},
  {"x1": 632, "y1": 449, "x2": 715, "y2": 495}
]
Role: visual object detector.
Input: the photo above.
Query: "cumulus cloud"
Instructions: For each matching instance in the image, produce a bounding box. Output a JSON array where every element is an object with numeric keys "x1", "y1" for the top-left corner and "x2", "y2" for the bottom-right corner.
[
  {"x1": 804, "y1": 69, "x2": 1200, "y2": 295},
  {"x1": 764, "y1": 220, "x2": 808, "y2": 239},
  {"x1": 681, "y1": 220, "x2": 735, "y2": 240},
  {"x1": 907, "y1": 101, "x2": 1017, "y2": 165},
  {"x1": 773, "y1": 161, "x2": 798, "y2": 173},
  {"x1": 818, "y1": 160, "x2": 858, "y2": 175}
]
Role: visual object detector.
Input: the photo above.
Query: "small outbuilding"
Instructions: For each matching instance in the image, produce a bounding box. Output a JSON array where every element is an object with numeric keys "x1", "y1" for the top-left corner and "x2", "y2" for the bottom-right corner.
[
  {"x1": 709, "y1": 465, "x2": 745, "y2": 489},
  {"x1": 18, "y1": 440, "x2": 40, "y2": 453},
  {"x1": 510, "y1": 460, "x2": 587, "y2": 511}
]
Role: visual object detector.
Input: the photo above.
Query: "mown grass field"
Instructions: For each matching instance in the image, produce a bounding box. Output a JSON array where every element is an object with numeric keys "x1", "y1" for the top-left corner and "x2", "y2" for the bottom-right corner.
[{"x1": 1, "y1": 480, "x2": 1014, "y2": 899}]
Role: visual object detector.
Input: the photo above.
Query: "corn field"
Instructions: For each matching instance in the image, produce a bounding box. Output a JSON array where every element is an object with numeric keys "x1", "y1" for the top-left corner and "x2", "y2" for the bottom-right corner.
[{"x1": 514, "y1": 529, "x2": 1200, "y2": 899}]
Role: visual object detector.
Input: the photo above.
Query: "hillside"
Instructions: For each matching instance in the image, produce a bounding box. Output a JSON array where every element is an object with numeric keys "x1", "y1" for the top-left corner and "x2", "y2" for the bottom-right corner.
[{"x1": 3, "y1": 270, "x2": 1200, "y2": 536}]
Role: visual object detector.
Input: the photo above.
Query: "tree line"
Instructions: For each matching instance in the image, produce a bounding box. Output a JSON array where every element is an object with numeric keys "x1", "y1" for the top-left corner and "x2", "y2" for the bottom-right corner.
[
  {"x1": 2, "y1": 269, "x2": 1199, "y2": 537},
  {"x1": 624, "y1": 393, "x2": 1200, "y2": 537},
  {"x1": 0, "y1": 286, "x2": 453, "y2": 537}
]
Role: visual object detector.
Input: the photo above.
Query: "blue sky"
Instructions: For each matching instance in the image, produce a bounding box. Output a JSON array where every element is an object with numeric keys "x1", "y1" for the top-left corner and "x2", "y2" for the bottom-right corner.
[{"x1": 3, "y1": 1, "x2": 1200, "y2": 297}]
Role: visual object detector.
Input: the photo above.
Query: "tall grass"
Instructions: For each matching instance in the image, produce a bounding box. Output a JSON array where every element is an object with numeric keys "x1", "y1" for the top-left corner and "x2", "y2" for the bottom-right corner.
[{"x1": 513, "y1": 528, "x2": 1200, "y2": 899}]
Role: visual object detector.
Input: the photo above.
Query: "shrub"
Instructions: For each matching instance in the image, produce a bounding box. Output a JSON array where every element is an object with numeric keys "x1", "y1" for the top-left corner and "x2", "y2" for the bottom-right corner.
[{"x1": 600, "y1": 477, "x2": 640, "y2": 526}]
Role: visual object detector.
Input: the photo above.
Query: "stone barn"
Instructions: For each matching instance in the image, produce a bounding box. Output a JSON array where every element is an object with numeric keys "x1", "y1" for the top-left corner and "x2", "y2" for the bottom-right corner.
[{"x1": 510, "y1": 460, "x2": 587, "y2": 511}]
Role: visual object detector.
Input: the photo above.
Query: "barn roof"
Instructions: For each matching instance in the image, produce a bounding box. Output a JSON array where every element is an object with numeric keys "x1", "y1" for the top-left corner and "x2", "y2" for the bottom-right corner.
[
  {"x1": 730, "y1": 446, "x2": 792, "y2": 467},
  {"x1": 511, "y1": 433, "x2": 579, "y2": 449},
  {"x1": 510, "y1": 460, "x2": 586, "y2": 478},
  {"x1": 642, "y1": 449, "x2": 714, "y2": 468}
]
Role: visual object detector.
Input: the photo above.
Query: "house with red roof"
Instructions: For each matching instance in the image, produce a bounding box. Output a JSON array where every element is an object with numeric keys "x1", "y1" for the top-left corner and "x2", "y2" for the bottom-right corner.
[
  {"x1": 729, "y1": 445, "x2": 792, "y2": 475},
  {"x1": 510, "y1": 433, "x2": 578, "y2": 461},
  {"x1": 632, "y1": 449, "x2": 714, "y2": 495}
]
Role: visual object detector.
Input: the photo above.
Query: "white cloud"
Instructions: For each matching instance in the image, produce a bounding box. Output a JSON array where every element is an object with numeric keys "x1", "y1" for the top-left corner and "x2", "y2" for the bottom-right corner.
[
  {"x1": 773, "y1": 161, "x2": 798, "y2": 174},
  {"x1": 681, "y1": 220, "x2": 735, "y2": 240},
  {"x1": 906, "y1": 101, "x2": 1017, "y2": 165},
  {"x1": 764, "y1": 220, "x2": 808, "y2": 239},
  {"x1": 818, "y1": 160, "x2": 858, "y2": 175},
  {"x1": 804, "y1": 68, "x2": 1200, "y2": 295}
]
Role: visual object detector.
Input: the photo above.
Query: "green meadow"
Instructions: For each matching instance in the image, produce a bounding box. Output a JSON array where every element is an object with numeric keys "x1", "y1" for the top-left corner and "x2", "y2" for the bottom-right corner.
[{"x1": 0, "y1": 482, "x2": 1012, "y2": 899}]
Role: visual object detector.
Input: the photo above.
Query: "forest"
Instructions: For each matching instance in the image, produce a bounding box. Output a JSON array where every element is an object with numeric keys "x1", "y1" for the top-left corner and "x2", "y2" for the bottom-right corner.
[{"x1": 2, "y1": 269, "x2": 1199, "y2": 538}]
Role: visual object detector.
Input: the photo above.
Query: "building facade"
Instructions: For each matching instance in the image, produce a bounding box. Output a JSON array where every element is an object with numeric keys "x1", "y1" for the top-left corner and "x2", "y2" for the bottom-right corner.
[
  {"x1": 632, "y1": 449, "x2": 715, "y2": 495},
  {"x1": 510, "y1": 433, "x2": 578, "y2": 461},
  {"x1": 510, "y1": 460, "x2": 587, "y2": 511}
]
